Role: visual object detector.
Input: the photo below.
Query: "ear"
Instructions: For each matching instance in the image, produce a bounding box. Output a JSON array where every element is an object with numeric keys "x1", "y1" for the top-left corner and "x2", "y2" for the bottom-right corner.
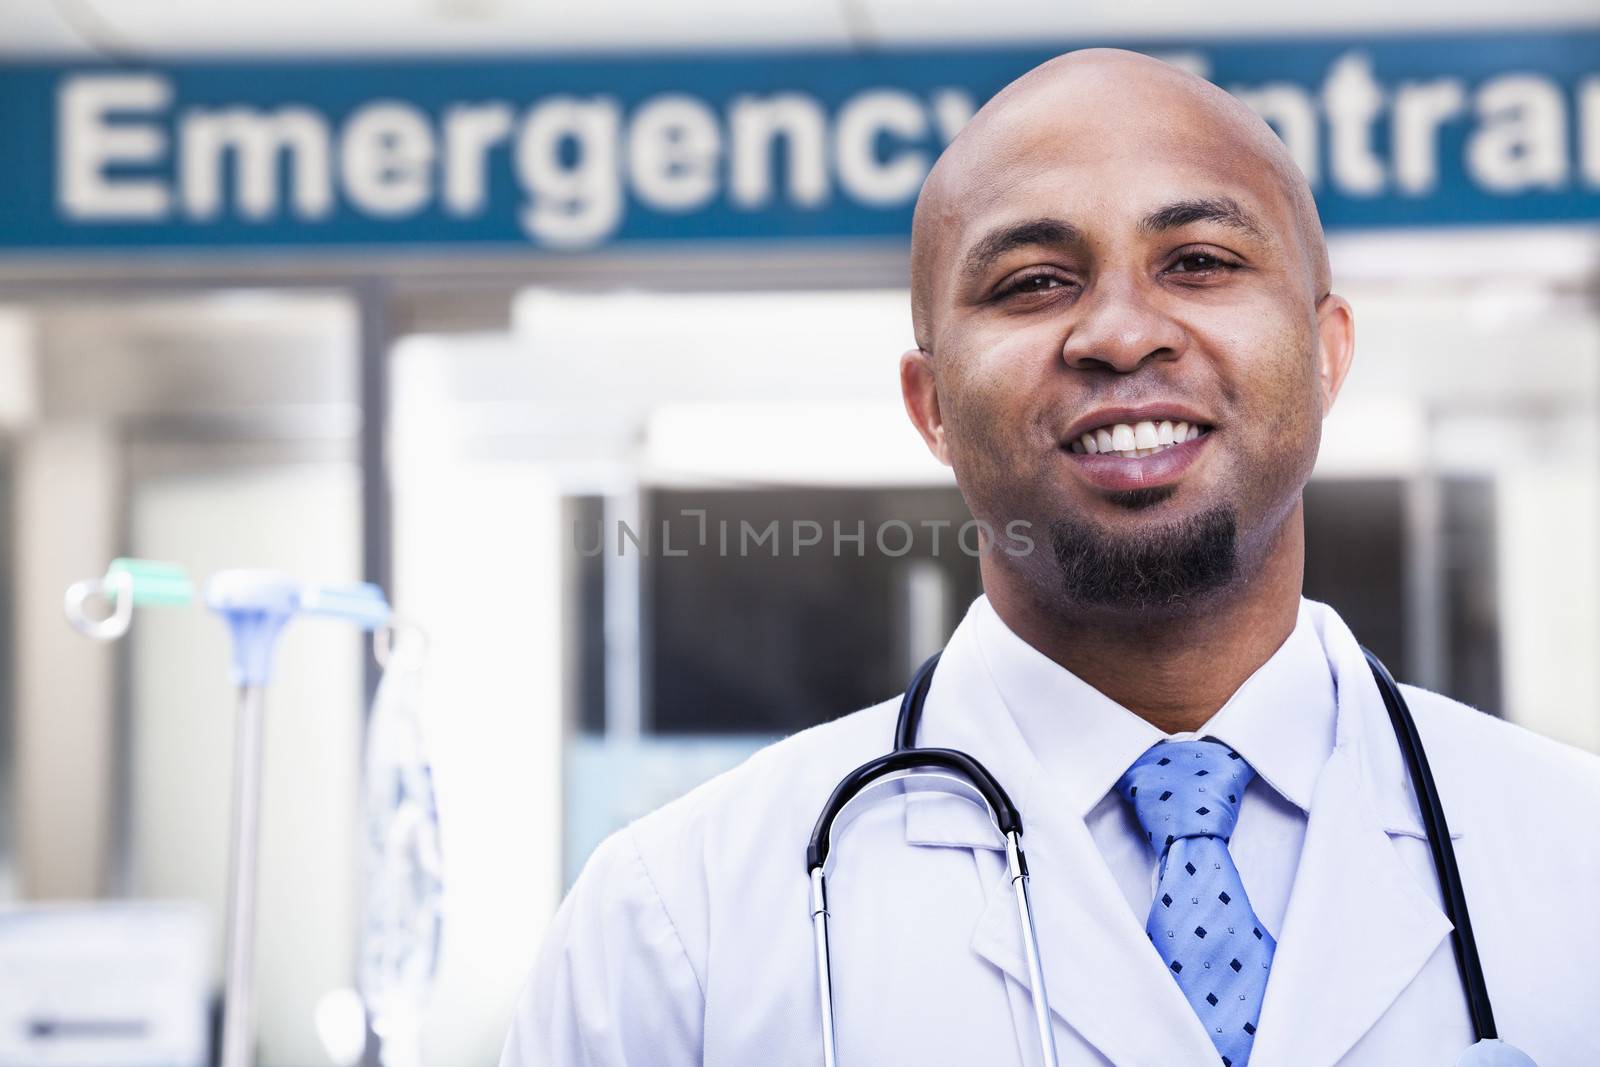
[
  {"x1": 1313, "y1": 293, "x2": 1356, "y2": 416},
  {"x1": 900, "y1": 347, "x2": 953, "y2": 465}
]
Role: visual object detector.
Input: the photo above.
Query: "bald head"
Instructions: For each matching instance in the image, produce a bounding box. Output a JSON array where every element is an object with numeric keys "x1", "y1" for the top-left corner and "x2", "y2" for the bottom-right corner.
[{"x1": 909, "y1": 48, "x2": 1330, "y2": 352}]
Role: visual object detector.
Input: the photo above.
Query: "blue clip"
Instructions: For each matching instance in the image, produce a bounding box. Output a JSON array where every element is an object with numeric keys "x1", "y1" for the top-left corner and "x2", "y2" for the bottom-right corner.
[
  {"x1": 204, "y1": 571, "x2": 301, "y2": 688},
  {"x1": 298, "y1": 582, "x2": 392, "y2": 631}
]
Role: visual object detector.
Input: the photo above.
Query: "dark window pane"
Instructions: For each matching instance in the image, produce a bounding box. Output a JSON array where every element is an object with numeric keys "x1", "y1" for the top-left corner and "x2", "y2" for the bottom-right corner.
[
  {"x1": 1303, "y1": 479, "x2": 1408, "y2": 675},
  {"x1": 646, "y1": 487, "x2": 980, "y2": 734}
]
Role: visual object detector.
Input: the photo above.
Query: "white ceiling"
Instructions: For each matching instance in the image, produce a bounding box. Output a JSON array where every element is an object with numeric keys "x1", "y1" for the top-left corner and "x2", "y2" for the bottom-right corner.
[{"x1": 4, "y1": 0, "x2": 1598, "y2": 58}]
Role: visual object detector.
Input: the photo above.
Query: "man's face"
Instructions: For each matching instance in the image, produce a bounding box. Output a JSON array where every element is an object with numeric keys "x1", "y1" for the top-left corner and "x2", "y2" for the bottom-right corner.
[{"x1": 913, "y1": 84, "x2": 1344, "y2": 613}]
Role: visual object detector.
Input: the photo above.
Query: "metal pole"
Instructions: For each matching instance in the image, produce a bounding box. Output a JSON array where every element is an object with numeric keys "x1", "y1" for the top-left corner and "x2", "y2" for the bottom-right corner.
[
  {"x1": 356, "y1": 281, "x2": 392, "y2": 1067},
  {"x1": 219, "y1": 684, "x2": 267, "y2": 1067},
  {"x1": 357, "y1": 279, "x2": 392, "y2": 711},
  {"x1": 1404, "y1": 412, "x2": 1447, "y2": 692},
  {"x1": 602, "y1": 487, "x2": 645, "y2": 742}
]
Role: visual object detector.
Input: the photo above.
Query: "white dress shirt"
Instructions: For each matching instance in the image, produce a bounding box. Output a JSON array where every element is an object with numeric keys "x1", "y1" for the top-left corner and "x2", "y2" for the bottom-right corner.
[{"x1": 968, "y1": 594, "x2": 1338, "y2": 939}]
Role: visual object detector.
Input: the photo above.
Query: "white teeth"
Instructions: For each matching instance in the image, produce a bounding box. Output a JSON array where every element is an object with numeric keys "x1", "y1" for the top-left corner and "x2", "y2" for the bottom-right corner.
[{"x1": 1071, "y1": 419, "x2": 1209, "y2": 459}]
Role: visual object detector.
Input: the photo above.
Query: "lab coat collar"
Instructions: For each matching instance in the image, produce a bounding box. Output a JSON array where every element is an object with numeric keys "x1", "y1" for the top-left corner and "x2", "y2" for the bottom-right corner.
[
  {"x1": 1306, "y1": 599, "x2": 1463, "y2": 843},
  {"x1": 969, "y1": 594, "x2": 1335, "y2": 819},
  {"x1": 904, "y1": 595, "x2": 1457, "y2": 1066},
  {"x1": 964, "y1": 594, "x2": 1163, "y2": 820},
  {"x1": 1188, "y1": 602, "x2": 1334, "y2": 816}
]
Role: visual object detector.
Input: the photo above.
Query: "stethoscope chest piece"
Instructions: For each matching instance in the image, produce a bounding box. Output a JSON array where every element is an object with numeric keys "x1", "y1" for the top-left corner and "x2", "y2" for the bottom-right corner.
[{"x1": 1456, "y1": 1039, "x2": 1538, "y2": 1066}]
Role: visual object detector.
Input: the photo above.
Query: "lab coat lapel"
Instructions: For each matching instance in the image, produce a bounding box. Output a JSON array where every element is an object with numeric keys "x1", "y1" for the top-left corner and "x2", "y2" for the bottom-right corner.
[
  {"x1": 969, "y1": 774, "x2": 1226, "y2": 1066},
  {"x1": 905, "y1": 614, "x2": 1221, "y2": 1066},
  {"x1": 1246, "y1": 608, "x2": 1454, "y2": 1067}
]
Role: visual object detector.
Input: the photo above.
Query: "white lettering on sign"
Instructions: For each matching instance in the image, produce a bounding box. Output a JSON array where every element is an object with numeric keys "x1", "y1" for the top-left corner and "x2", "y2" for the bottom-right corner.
[
  {"x1": 1584, "y1": 77, "x2": 1600, "y2": 186},
  {"x1": 1392, "y1": 79, "x2": 1467, "y2": 194},
  {"x1": 180, "y1": 106, "x2": 333, "y2": 220},
  {"x1": 728, "y1": 94, "x2": 829, "y2": 209},
  {"x1": 1324, "y1": 53, "x2": 1387, "y2": 196},
  {"x1": 342, "y1": 102, "x2": 437, "y2": 217},
  {"x1": 59, "y1": 73, "x2": 172, "y2": 220},
  {"x1": 628, "y1": 95, "x2": 721, "y2": 212},
  {"x1": 443, "y1": 102, "x2": 514, "y2": 216},
  {"x1": 835, "y1": 90, "x2": 929, "y2": 206},
  {"x1": 1468, "y1": 74, "x2": 1569, "y2": 193},
  {"x1": 48, "y1": 52, "x2": 1600, "y2": 247},
  {"x1": 514, "y1": 96, "x2": 623, "y2": 246}
]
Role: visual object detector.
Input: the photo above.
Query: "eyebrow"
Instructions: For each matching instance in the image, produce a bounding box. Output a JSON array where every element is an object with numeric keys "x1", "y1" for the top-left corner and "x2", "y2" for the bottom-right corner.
[
  {"x1": 959, "y1": 218, "x2": 1083, "y2": 282},
  {"x1": 1139, "y1": 196, "x2": 1268, "y2": 242}
]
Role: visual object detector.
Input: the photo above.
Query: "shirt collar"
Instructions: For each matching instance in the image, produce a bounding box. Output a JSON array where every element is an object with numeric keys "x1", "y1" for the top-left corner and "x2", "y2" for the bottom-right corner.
[{"x1": 969, "y1": 595, "x2": 1337, "y2": 819}]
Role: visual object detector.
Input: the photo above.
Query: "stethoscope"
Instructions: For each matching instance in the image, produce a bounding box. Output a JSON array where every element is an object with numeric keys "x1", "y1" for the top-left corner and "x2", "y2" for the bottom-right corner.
[{"x1": 806, "y1": 646, "x2": 1538, "y2": 1067}]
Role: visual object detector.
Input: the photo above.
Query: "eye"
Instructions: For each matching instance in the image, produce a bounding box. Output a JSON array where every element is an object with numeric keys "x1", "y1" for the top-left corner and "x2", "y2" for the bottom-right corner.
[
  {"x1": 995, "y1": 271, "x2": 1073, "y2": 300},
  {"x1": 1167, "y1": 250, "x2": 1239, "y2": 276}
]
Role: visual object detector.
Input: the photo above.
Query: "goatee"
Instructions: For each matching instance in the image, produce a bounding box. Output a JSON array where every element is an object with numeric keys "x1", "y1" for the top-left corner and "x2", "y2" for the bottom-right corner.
[{"x1": 1048, "y1": 506, "x2": 1238, "y2": 610}]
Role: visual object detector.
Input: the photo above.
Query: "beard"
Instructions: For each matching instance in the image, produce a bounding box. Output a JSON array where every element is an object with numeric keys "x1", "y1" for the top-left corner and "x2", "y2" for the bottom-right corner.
[{"x1": 1046, "y1": 504, "x2": 1239, "y2": 611}]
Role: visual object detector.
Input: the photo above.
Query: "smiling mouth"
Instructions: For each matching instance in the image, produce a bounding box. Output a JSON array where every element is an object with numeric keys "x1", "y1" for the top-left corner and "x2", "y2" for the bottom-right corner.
[{"x1": 1066, "y1": 419, "x2": 1213, "y2": 459}]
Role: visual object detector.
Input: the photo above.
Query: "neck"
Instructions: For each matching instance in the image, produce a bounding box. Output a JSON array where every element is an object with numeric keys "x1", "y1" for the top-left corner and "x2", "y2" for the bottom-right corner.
[{"x1": 981, "y1": 503, "x2": 1305, "y2": 734}]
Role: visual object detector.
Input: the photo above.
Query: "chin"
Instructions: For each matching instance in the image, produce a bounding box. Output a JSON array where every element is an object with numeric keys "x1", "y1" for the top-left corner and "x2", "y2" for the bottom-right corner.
[{"x1": 1044, "y1": 500, "x2": 1242, "y2": 613}]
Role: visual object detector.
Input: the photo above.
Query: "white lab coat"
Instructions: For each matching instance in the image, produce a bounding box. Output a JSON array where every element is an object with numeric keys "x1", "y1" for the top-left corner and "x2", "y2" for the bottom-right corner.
[{"x1": 501, "y1": 599, "x2": 1600, "y2": 1066}]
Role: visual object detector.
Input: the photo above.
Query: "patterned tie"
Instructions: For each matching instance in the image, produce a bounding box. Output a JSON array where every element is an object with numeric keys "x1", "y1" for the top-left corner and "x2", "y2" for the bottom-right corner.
[{"x1": 1116, "y1": 739, "x2": 1275, "y2": 1067}]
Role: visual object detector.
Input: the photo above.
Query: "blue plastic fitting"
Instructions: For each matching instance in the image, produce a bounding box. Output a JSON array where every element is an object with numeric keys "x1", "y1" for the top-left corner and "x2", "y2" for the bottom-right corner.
[{"x1": 204, "y1": 571, "x2": 302, "y2": 688}]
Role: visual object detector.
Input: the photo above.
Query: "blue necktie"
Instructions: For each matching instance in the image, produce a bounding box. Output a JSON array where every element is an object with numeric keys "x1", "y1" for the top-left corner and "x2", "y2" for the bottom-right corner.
[{"x1": 1117, "y1": 739, "x2": 1275, "y2": 1067}]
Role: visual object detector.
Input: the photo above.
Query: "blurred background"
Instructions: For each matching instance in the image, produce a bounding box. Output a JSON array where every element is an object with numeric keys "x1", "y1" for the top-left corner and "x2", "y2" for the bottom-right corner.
[{"x1": 0, "y1": 3, "x2": 1597, "y2": 1065}]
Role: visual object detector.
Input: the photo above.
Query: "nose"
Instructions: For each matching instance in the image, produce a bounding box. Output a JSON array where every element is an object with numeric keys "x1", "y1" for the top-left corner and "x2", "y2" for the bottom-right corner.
[{"x1": 1060, "y1": 269, "x2": 1186, "y2": 373}]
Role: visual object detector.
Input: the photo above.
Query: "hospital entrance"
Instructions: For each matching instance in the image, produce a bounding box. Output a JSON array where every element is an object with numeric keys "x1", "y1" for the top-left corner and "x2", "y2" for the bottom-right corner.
[{"x1": 3, "y1": 83, "x2": 1597, "y2": 1067}]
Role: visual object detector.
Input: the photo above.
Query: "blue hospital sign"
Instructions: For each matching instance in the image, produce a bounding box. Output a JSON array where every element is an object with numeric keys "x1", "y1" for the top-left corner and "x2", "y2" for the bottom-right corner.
[{"x1": 0, "y1": 28, "x2": 1596, "y2": 256}]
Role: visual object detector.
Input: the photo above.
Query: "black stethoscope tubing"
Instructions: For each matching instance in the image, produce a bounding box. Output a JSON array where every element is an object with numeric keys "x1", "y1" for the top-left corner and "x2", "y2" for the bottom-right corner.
[
  {"x1": 807, "y1": 644, "x2": 1500, "y2": 1045},
  {"x1": 1363, "y1": 647, "x2": 1497, "y2": 1041}
]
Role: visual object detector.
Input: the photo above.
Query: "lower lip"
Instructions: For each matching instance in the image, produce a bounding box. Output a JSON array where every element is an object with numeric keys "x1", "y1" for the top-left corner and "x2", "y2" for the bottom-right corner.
[{"x1": 1063, "y1": 432, "x2": 1212, "y2": 492}]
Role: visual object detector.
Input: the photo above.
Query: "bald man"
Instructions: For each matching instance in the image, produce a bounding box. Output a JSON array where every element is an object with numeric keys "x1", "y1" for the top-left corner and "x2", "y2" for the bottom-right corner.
[{"x1": 501, "y1": 50, "x2": 1599, "y2": 1067}]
